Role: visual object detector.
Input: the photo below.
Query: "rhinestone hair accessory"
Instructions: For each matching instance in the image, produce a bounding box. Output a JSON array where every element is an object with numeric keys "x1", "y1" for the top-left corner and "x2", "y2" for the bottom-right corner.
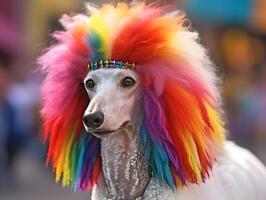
[{"x1": 88, "y1": 60, "x2": 136, "y2": 71}]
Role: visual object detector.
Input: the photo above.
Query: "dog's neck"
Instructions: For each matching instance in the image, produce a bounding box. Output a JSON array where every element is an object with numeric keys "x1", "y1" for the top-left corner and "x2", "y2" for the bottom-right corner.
[{"x1": 100, "y1": 120, "x2": 150, "y2": 199}]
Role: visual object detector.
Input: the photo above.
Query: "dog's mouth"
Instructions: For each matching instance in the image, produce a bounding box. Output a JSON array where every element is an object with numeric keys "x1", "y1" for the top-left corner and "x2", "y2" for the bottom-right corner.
[{"x1": 89, "y1": 121, "x2": 130, "y2": 136}]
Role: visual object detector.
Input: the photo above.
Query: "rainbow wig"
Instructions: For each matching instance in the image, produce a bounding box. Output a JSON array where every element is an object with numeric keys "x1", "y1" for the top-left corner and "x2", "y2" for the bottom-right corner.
[{"x1": 39, "y1": 2, "x2": 225, "y2": 192}]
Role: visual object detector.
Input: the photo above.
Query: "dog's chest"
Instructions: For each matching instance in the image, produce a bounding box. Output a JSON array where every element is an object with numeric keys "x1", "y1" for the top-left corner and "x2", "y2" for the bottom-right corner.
[
  {"x1": 100, "y1": 132, "x2": 150, "y2": 199},
  {"x1": 141, "y1": 178, "x2": 175, "y2": 200},
  {"x1": 94, "y1": 178, "x2": 175, "y2": 200}
]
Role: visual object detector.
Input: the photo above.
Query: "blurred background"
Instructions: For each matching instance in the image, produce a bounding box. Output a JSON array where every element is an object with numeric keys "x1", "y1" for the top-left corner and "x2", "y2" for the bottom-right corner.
[{"x1": 0, "y1": 0, "x2": 265, "y2": 199}]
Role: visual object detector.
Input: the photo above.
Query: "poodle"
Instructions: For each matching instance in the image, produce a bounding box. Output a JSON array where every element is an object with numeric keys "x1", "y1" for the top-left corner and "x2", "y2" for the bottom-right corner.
[{"x1": 38, "y1": 2, "x2": 266, "y2": 200}]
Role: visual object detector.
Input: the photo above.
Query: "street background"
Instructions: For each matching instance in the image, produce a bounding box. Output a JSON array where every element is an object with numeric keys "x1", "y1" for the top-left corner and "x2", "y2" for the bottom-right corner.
[{"x1": 0, "y1": 0, "x2": 266, "y2": 199}]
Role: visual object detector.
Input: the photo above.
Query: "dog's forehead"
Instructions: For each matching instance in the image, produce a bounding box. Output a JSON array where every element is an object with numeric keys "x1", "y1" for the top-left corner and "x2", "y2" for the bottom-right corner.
[{"x1": 85, "y1": 68, "x2": 137, "y2": 80}]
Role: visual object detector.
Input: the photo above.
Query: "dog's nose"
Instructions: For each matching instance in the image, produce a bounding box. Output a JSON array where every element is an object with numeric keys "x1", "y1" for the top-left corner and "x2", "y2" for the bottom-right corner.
[{"x1": 83, "y1": 111, "x2": 104, "y2": 129}]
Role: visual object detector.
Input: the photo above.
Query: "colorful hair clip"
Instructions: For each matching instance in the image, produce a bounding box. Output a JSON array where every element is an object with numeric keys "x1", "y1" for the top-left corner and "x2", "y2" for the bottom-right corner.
[{"x1": 88, "y1": 60, "x2": 135, "y2": 71}]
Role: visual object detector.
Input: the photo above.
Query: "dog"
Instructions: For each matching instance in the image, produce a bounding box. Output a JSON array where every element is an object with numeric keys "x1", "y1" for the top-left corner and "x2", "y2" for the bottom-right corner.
[{"x1": 39, "y1": 2, "x2": 266, "y2": 200}]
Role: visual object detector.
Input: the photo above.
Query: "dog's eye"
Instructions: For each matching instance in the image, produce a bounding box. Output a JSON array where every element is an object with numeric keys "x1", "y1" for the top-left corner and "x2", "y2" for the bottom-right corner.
[
  {"x1": 85, "y1": 79, "x2": 95, "y2": 90},
  {"x1": 121, "y1": 76, "x2": 136, "y2": 88}
]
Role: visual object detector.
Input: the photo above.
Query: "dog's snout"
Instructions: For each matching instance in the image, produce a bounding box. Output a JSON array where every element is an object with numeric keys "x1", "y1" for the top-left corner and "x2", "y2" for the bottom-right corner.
[{"x1": 83, "y1": 111, "x2": 104, "y2": 129}]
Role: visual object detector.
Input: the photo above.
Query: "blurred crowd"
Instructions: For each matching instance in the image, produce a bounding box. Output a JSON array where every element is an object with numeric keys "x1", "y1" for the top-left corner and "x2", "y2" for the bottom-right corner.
[
  {"x1": 0, "y1": 0, "x2": 265, "y2": 199},
  {"x1": 0, "y1": 0, "x2": 38, "y2": 183}
]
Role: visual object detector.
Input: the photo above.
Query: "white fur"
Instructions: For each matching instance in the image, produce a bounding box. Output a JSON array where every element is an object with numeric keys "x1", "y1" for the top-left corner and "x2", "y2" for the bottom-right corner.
[
  {"x1": 91, "y1": 142, "x2": 266, "y2": 200},
  {"x1": 168, "y1": 142, "x2": 266, "y2": 200}
]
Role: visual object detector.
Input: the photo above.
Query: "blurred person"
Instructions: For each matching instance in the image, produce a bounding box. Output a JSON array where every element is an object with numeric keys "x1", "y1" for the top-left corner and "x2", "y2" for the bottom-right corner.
[
  {"x1": 224, "y1": 73, "x2": 256, "y2": 149},
  {"x1": 0, "y1": 0, "x2": 25, "y2": 175},
  {"x1": 252, "y1": 62, "x2": 266, "y2": 163},
  {"x1": 0, "y1": 50, "x2": 16, "y2": 183},
  {"x1": 0, "y1": 51, "x2": 42, "y2": 191},
  {"x1": 220, "y1": 28, "x2": 266, "y2": 155},
  {"x1": 224, "y1": 63, "x2": 266, "y2": 164},
  {"x1": 6, "y1": 64, "x2": 42, "y2": 157}
]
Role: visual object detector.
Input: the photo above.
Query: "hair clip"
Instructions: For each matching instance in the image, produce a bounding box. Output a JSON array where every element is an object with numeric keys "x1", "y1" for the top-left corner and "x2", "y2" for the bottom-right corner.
[{"x1": 88, "y1": 60, "x2": 135, "y2": 71}]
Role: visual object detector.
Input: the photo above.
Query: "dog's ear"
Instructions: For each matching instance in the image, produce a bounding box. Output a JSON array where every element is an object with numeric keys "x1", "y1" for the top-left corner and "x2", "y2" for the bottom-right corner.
[
  {"x1": 38, "y1": 18, "x2": 101, "y2": 191},
  {"x1": 140, "y1": 58, "x2": 225, "y2": 189}
]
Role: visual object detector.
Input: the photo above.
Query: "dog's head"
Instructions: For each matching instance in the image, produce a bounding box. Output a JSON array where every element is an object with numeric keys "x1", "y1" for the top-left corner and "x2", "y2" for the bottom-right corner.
[
  {"x1": 39, "y1": 3, "x2": 225, "y2": 192},
  {"x1": 82, "y1": 68, "x2": 141, "y2": 137}
]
